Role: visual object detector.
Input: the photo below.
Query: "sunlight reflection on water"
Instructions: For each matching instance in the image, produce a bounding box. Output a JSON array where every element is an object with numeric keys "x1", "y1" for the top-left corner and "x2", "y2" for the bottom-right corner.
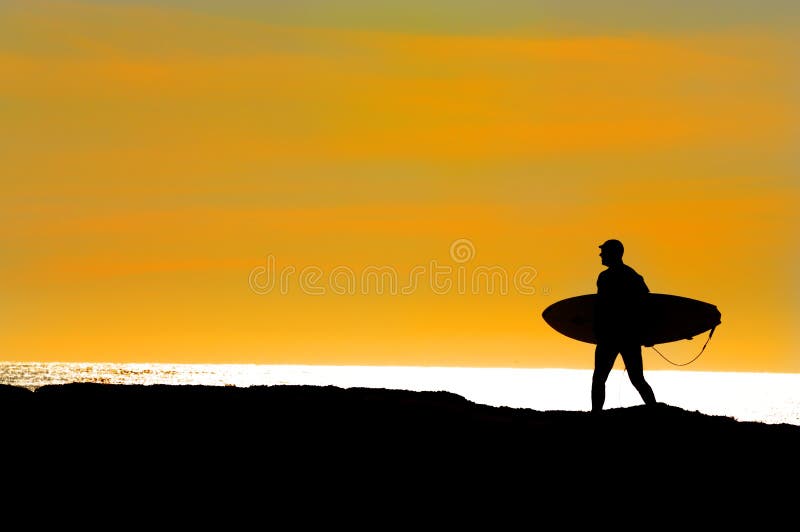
[{"x1": 1, "y1": 363, "x2": 797, "y2": 426}]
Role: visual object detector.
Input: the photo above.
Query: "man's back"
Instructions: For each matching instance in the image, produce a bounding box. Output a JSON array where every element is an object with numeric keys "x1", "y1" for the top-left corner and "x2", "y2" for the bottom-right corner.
[
  {"x1": 597, "y1": 263, "x2": 648, "y2": 298},
  {"x1": 594, "y1": 263, "x2": 649, "y2": 343}
]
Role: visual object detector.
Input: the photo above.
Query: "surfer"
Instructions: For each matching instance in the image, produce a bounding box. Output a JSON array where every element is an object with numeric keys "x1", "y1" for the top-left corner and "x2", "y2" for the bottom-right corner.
[{"x1": 592, "y1": 239, "x2": 657, "y2": 412}]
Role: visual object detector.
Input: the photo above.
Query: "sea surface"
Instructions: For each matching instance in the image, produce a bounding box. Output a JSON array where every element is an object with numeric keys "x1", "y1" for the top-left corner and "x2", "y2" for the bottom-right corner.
[{"x1": 1, "y1": 362, "x2": 798, "y2": 426}]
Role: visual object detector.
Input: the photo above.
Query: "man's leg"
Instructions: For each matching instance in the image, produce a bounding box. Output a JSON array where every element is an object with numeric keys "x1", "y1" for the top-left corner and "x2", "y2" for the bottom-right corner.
[
  {"x1": 592, "y1": 344, "x2": 617, "y2": 412},
  {"x1": 620, "y1": 344, "x2": 656, "y2": 406}
]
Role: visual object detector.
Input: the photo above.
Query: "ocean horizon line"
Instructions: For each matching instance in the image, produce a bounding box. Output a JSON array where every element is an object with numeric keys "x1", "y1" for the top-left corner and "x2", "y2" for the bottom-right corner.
[{"x1": 2, "y1": 362, "x2": 798, "y2": 426}]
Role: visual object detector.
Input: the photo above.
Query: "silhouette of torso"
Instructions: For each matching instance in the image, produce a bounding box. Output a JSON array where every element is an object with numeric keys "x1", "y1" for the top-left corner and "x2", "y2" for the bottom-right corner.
[{"x1": 594, "y1": 263, "x2": 649, "y2": 343}]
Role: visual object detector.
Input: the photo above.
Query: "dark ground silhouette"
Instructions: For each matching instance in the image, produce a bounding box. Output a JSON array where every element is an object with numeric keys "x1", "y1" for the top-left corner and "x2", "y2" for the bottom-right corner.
[{"x1": 2, "y1": 383, "x2": 798, "y2": 512}]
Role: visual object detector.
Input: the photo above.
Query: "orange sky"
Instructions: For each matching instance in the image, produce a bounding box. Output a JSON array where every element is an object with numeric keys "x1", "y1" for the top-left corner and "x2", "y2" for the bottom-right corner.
[{"x1": 1, "y1": 1, "x2": 798, "y2": 371}]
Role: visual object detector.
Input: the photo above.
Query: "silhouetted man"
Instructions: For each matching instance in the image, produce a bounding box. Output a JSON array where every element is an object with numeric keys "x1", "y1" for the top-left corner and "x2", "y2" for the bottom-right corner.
[{"x1": 592, "y1": 239, "x2": 656, "y2": 412}]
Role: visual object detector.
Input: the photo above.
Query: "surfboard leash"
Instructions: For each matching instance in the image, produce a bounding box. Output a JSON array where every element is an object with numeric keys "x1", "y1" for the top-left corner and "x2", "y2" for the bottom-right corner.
[{"x1": 649, "y1": 326, "x2": 717, "y2": 367}]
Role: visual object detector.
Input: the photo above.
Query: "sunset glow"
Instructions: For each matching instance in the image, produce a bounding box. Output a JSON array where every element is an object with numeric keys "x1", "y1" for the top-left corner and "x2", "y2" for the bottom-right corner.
[{"x1": 2, "y1": 1, "x2": 798, "y2": 372}]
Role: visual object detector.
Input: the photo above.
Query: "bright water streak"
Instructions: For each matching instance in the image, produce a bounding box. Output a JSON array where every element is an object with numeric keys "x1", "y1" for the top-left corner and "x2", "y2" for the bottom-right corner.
[{"x1": 1, "y1": 363, "x2": 798, "y2": 426}]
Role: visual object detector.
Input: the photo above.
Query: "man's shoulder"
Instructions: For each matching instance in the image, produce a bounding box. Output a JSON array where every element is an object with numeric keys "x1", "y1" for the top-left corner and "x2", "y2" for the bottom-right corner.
[
  {"x1": 600, "y1": 264, "x2": 639, "y2": 277},
  {"x1": 622, "y1": 264, "x2": 649, "y2": 291},
  {"x1": 622, "y1": 264, "x2": 643, "y2": 277},
  {"x1": 601, "y1": 264, "x2": 647, "y2": 285}
]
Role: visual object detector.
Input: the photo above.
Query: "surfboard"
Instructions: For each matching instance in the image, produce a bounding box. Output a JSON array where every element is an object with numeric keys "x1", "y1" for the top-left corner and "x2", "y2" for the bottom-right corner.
[{"x1": 541, "y1": 293, "x2": 721, "y2": 346}]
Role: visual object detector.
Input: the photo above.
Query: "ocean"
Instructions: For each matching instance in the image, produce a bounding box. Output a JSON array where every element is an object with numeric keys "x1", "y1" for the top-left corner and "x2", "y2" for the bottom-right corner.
[{"x1": 1, "y1": 362, "x2": 798, "y2": 426}]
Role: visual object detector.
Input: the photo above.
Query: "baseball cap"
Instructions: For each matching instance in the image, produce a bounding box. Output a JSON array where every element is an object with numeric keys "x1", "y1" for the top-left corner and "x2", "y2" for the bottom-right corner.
[{"x1": 599, "y1": 239, "x2": 624, "y2": 254}]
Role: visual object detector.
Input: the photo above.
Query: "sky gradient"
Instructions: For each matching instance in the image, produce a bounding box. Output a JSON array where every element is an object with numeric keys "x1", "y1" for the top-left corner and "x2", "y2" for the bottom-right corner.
[{"x1": 2, "y1": 1, "x2": 798, "y2": 371}]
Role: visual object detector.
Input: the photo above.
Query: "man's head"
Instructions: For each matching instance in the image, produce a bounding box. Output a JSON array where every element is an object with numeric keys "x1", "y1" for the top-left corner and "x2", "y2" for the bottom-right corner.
[{"x1": 599, "y1": 239, "x2": 624, "y2": 266}]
